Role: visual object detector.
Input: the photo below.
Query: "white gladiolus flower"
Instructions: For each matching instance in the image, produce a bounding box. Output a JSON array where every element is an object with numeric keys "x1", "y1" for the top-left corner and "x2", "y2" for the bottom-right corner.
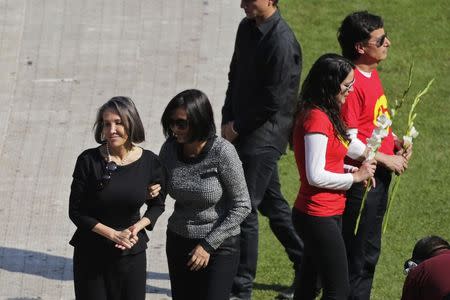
[
  {"x1": 382, "y1": 78, "x2": 434, "y2": 235},
  {"x1": 403, "y1": 135, "x2": 413, "y2": 147},
  {"x1": 374, "y1": 128, "x2": 389, "y2": 139},
  {"x1": 355, "y1": 109, "x2": 397, "y2": 235},
  {"x1": 409, "y1": 126, "x2": 419, "y2": 138},
  {"x1": 367, "y1": 135, "x2": 381, "y2": 147},
  {"x1": 376, "y1": 113, "x2": 392, "y2": 129}
]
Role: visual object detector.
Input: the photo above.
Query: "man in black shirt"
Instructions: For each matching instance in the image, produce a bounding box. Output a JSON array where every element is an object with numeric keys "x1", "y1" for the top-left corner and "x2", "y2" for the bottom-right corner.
[{"x1": 222, "y1": 1, "x2": 303, "y2": 299}]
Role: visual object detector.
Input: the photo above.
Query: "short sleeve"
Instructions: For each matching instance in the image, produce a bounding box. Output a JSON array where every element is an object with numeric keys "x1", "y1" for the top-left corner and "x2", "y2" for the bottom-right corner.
[
  {"x1": 341, "y1": 89, "x2": 362, "y2": 129},
  {"x1": 303, "y1": 109, "x2": 333, "y2": 137}
]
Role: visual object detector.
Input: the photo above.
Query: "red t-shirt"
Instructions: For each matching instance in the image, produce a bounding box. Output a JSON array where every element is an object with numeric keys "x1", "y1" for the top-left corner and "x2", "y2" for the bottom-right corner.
[
  {"x1": 293, "y1": 109, "x2": 349, "y2": 217},
  {"x1": 341, "y1": 68, "x2": 395, "y2": 166},
  {"x1": 401, "y1": 250, "x2": 450, "y2": 300}
]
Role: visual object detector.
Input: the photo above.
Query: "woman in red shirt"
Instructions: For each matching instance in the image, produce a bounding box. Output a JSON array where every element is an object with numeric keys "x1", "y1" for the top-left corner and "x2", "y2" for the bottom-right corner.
[{"x1": 292, "y1": 54, "x2": 376, "y2": 300}]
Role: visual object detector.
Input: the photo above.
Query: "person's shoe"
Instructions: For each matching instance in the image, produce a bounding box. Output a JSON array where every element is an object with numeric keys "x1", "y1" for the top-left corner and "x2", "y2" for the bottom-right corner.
[
  {"x1": 275, "y1": 275, "x2": 299, "y2": 300},
  {"x1": 230, "y1": 296, "x2": 245, "y2": 300},
  {"x1": 275, "y1": 286, "x2": 295, "y2": 300}
]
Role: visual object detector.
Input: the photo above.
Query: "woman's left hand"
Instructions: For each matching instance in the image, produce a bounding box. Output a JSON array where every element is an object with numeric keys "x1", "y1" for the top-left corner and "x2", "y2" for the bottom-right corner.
[{"x1": 187, "y1": 244, "x2": 210, "y2": 271}]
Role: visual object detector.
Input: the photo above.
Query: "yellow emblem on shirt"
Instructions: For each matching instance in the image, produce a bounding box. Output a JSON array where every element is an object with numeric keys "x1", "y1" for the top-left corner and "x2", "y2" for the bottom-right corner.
[{"x1": 373, "y1": 95, "x2": 391, "y2": 127}]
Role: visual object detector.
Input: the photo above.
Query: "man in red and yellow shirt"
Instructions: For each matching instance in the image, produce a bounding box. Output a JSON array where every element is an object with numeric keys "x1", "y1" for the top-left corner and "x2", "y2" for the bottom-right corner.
[{"x1": 337, "y1": 11, "x2": 412, "y2": 300}]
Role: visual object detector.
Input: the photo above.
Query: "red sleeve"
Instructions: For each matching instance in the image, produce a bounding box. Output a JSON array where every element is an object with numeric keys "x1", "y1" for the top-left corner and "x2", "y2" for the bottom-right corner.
[
  {"x1": 303, "y1": 109, "x2": 333, "y2": 137},
  {"x1": 341, "y1": 88, "x2": 362, "y2": 129}
]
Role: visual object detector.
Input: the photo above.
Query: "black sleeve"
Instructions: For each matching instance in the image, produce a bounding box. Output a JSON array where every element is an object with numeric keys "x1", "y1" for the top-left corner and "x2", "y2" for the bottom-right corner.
[
  {"x1": 143, "y1": 154, "x2": 166, "y2": 231},
  {"x1": 234, "y1": 38, "x2": 301, "y2": 136},
  {"x1": 68, "y1": 153, "x2": 99, "y2": 231},
  {"x1": 222, "y1": 20, "x2": 245, "y2": 127},
  {"x1": 222, "y1": 50, "x2": 238, "y2": 125}
]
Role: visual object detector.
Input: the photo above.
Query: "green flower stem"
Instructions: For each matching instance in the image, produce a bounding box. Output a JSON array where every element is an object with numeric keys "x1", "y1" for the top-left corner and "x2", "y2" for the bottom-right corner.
[
  {"x1": 382, "y1": 78, "x2": 433, "y2": 234},
  {"x1": 354, "y1": 181, "x2": 372, "y2": 235},
  {"x1": 391, "y1": 62, "x2": 414, "y2": 117},
  {"x1": 383, "y1": 175, "x2": 401, "y2": 234}
]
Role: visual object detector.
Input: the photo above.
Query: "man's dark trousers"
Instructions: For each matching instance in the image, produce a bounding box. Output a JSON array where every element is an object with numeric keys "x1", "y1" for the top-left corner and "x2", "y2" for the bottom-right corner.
[
  {"x1": 231, "y1": 149, "x2": 304, "y2": 299},
  {"x1": 342, "y1": 166, "x2": 392, "y2": 300}
]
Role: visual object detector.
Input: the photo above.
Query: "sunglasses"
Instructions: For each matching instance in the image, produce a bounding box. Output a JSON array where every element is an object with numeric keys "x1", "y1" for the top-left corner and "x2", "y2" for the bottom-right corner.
[
  {"x1": 97, "y1": 161, "x2": 118, "y2": 190},
  {"x1": 342, "y1": 78, "x2": 355, "y2": 93},
  {"x1": 366, "y1": 33, "x2": 388, "y2": 48},
  {"x1": 169, "y1": 118, "x2": 189, "y2": 130}
]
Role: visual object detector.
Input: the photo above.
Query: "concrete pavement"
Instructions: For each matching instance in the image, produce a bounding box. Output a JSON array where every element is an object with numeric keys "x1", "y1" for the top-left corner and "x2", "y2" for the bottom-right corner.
[{"x1": 0, "y1": 0, "x2": 242, "y2": 299}]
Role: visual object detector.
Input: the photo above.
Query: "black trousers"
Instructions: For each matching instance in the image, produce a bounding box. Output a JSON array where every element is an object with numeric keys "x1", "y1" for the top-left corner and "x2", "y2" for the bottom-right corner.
[
  {"x1": 232, "y1": 149, "x2": 304, "y2": 299},
  {"x1": 342, "y1": 167, "x2": 392, "y2": 300},
  {"x1": 166, "y1": 230, "x2": 240, "y2": 300},
  {"x1": 292, "y1": 209, "x2": 349, "y2": 300},
  {"x1": 73, "y1": 247, "x2": 146, "y2": 300}
]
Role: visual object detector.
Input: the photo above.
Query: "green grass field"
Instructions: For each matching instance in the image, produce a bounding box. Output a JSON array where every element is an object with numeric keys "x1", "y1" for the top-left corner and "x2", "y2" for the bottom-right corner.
[{"x1": 254, "y1": 1, "x2": 450, "y2": 299}]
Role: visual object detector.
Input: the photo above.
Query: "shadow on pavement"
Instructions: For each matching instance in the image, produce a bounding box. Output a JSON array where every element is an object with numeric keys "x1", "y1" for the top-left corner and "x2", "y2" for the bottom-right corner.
[
  {"x1": 0, "y1": 247, "x2": 171, "y2": 295},
  {"x1": 0, "y1": 247, "x2": 72, "y2": 280}
]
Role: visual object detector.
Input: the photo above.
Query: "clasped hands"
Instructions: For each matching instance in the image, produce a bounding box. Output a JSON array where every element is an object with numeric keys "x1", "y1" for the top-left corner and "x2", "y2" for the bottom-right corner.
[{"x1": 112, "y1": 225, "x2": 140, "y2": 250}]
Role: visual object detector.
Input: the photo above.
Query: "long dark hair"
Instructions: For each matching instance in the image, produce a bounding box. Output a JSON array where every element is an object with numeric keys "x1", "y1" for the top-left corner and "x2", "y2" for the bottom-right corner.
[{"x1": 296, "y1": 53, "x2": 354, "y2": 140}]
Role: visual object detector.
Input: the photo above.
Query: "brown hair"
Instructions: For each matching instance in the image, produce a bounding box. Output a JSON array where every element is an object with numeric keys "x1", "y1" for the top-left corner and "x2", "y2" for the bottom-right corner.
[{"x1": 93, "y1": 96, "x2": 145, "y2": 145}]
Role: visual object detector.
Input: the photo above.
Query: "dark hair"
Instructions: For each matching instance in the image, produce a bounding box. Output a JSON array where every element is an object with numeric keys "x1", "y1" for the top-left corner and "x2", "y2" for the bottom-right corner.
[
  {"x1": 337, "y1": 11, "x2": 384, "y2": 60},
  {"x1": 404, "y1": 235, "x2": 450, "y2": 273},
  {"x1": 411, "y1": 236, "x2": 450, "y2": 262},
  {"x1": 93, "y1": 96, "x2": 145, "y2": 145},
  {"x1": 161, "y1": 89, "x2": 216, "y2": 142},
  {"x1": 296, "y1": 53, "x2": 354, "y2": 140}
]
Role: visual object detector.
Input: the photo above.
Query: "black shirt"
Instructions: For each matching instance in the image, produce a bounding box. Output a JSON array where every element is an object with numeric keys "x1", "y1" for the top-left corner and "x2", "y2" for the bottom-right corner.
[
  {"x1": 69, "y1": 147, "x2": 165, "y2": 256},
  {"x1": 222, "y1": 10, "x2": 302, "y2": 154}
]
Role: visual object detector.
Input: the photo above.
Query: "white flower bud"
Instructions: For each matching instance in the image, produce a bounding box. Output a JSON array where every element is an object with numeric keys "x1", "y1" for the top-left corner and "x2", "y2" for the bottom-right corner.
[
  {"x1": 367, "y1": 136, "x2": 381, "y2": 149},
  {"x1": 403, "y1": 136, "x2": 413, "y2": 147},
  {"x1": 390, "y1": 108, "x2": 396, "y2": 117},
  {"x1": 374, "y1": 128, "x2": 389, "y2": 138},
  {"x1": 409, "y1": 126, "x2": 419, "y2": 138}
]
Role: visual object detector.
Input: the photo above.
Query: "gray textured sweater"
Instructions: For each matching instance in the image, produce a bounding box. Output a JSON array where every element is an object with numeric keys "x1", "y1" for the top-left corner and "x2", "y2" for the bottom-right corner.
[{"x1": 159, "y1": 136, "x2": 251, "y2": 251}]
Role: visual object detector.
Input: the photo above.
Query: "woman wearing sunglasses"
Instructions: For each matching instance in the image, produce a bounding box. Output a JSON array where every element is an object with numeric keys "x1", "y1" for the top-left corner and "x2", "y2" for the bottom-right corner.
[
  {"x1": 291, "y1": 54, "x2": 376, "y2": 299},
  {"x1": 68, "y1": 96, "x2": 165, "y2": 300},
  {"x1": 159, "y1": 89, "x2": 251, "y2": 300}
]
